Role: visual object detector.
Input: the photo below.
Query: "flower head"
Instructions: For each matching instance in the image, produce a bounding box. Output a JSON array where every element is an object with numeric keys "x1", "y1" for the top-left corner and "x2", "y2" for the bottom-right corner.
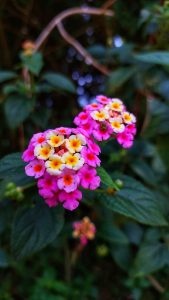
[
  {"x1": 74, "y1": 94, "x2": 136, "y2": 148},
  {"x1": 23, "y1": 126, "x2": 101, "y2": 211},
  {"x1": 73, "y1": 217, "x2": 96, "y2": 245}
]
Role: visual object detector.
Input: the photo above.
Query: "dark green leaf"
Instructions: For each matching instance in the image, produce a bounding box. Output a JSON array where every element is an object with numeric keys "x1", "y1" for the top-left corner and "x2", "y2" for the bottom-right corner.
[
  {"x1": 131, "y1": 160, "x2": 157, "y2": 186},
  {"x1": 11, "y1": 202, "x2": 64, "y2": 258},
  {"x1": 134, "y1": 52, "x2": 169, "y2": 66},
  {"x1": 4, "y1": 95, "x2": 34, "y2": 128},
  {"x1": 42, "y1": 72, "x2": 76, "y2": 93},
  {"x1": 132, "y1": 242, "x2": 169, "y2": 276},
  {"x1": 99, "y1": 224, "x2": 129, "y2": 245},
  {"x1": 106, "y1": 67, "x2": 136, "y2": 93},
  {"x1": 0, "y1": 250, "x2": 9, "y2": 268},
  {"x1": 21, "y1": 52, "x2": 43, "y2": 75},
  {"x1": 97, "y1": 167, "x2": 119, "y2": 190},
  {"x1": 0, "y1": 152, "x2": 31, "y2": 185},
  {"x1": 0, "y1": 71, "x2": 17, "y2": 83},
  {"x1": 111, "y1": 244, "x2": 132, "y2": 271},
  {"x1": 98, "y1": 175, "x2": 168, "y2": 226}
]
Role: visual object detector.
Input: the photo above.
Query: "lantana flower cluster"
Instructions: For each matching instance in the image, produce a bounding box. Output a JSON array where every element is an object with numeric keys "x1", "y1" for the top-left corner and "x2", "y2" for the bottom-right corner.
[
  {"x1": 23, "y1": 94, "x2": 137, "y2": 211},
  {"x1": 74, "y1": 95, "x2": 137, "y2": 148},
  {"x1": 22, "y1": 127, "x2": 101, "y2": 211},
  {"x1": 73, "y1": 217, "x2": 96, "y2": 246}
]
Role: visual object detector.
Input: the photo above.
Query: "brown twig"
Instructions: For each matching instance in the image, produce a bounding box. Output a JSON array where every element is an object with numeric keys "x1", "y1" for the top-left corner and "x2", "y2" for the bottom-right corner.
[
  {"x1": 147, "y1": 275, "x2": 165, "y2": 294},
  {"x1": 34, "y1": 6, "x2": 114, "y2": 75},
  {"x1": 57, "y1": 22, "x2": 110, "y2": 75}
]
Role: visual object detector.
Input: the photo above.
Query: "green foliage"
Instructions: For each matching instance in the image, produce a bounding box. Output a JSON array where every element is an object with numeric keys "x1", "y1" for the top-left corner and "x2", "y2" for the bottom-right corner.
[
  {"x1": 98, "y1": 174, "x2": 168, "y2": 226},
  {"x1": 42, "y1": 72, "x2": 76, "y2": 93},
  {"x1": 0, "y1": 71, "x2": 17, "y2": 83},
  {"x1": 4, "y1": 95, "x2": 35, "y2": 128},
  {"x1": 21, "y1": 52, "x2": 43, "y2": 75},
  {"x1": 11, "y1": 202, "x2": 64, "y2": 259},
  {"x1": 1, "y1": 0, "x2": 169, "y2": 298}
]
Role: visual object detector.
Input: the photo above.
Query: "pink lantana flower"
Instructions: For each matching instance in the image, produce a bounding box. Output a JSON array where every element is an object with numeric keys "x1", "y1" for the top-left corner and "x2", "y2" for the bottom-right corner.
[
  {"x1": 79, "y1": 165, "x2": 100, "y2": 190},
  {"x1": 93, "y1": 121, "x2": 112, "y2": 141},
  {"x1": 126, "y1": 124, "x2": 137, "y2": 135},
  {"x1": 74, "y1": 112, "x2": 90, "y2": 126},
  {"x1": 25, "y1": 159, "x2": 45, "y2": 178},
  {"x1": 57, "y1": 169, "x2": 80, "y2": 193},
  {"x1": 87, "y1": 139, "x2": 101, "y2": 155},
  {"x1": 58, "y1": 189, "x2": 82, "y2": 211},
  {"x1": 30, "y1": 132, "x2": 45, "y2": 146},
  {"x1": 45, "y1": 195, "x2": 59, "y2": 207},
  {"x1": 81, "y1": 147, "x2": 101, "y2": 167},
  {"x1": 80, "y1": 119, "x2": 95, "y2": 136},
  {"x1": 38, "y1": 173, "x2": 58, "y2": 198},
  {"x1": 85, "y1": 102, "x2": 103, "y2": 111},
  {"x1": 96, "y1": 95, "x2": 110, "y2": 105},
  {"x1": 116, "y1": 130, "x2": 134, "y2": 148},
  {"x1": 55, "y1": 127, "x2": 72, "y2": 136},
  {"x1": 22, "y1": 145, "x2": 35, "y2": 162}
]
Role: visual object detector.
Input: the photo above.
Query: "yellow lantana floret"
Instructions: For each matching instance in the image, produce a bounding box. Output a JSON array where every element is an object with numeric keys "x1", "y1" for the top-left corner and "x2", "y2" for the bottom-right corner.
[
  {"x1": 110, "y1": 117, "x2": 125, "y2": 133},
  {"x1": 122, "y1": 112, "x2": 136, "y2": 124},
  {"x1": 106, "y1": 99, "x2": 123, "y2": 112},
  {"x1": 62, "y1": 152, "x2": 84, "y2": 170},
  {"x1": 66, "y1": 134, "x2": 86, "y2": 153},
  {"x1": 46, "y1": 131, "x2": 64, "y2": 148},
  {"x1": 34, "y1": 142, "x2": 54, "y2": 160},
  {"x1": 45, "y1": 155, "x2": 65, "y2": 175},
  {"x1": 90, "y1": 109, "x2": 109, "y2": 121}
]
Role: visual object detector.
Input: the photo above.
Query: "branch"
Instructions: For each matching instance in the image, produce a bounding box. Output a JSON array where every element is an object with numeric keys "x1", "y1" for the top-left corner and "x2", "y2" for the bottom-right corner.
[
  {"x1": 57, "y1": 22, "x2": 110, "y2": 75},
  {"x1": 34, "y1": 6, "x2": 114, "y2": 75},
  {"x1": 147, "y1": 275, "x2": 165, "y2": 294}
]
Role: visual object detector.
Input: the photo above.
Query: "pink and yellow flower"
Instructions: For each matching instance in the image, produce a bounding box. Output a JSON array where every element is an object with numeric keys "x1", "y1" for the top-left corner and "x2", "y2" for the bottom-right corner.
[
  {"x1": 25, "y1": 159, "x2": 45, "y2": 178},
  {"x1": 66, "y1": 134, "x2": 86, "y2": 153},
  {"x1": 90, "y1": 109, "x2": 109, "y2": 122},
  {"x1": 34, "y1": 142, "x2": 54, "y2": 160},
  {"x1": 46, "y1": 131, "x2": 64, "y2": 147},
  {"x1": 45, "y1": 154, "x2": 65, "y2": 175},
  {"x1": 73, "y1": 217, "x2": 96, "y2": 245}
]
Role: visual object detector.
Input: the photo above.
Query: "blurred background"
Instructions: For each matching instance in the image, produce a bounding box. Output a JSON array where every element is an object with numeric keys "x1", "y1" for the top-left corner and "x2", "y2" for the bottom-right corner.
[{"x1": 1, "y1": 0, "x2": 169, "y2": 299}]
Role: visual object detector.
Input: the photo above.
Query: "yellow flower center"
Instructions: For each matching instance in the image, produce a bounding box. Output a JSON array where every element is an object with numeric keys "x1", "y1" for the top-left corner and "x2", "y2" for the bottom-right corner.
[
  {"x1": 111, "y1": 121, "x2": 121, "y2": 129},
  {"x1": 50, "y1": 158, "x2": 62, "y2": 170}
]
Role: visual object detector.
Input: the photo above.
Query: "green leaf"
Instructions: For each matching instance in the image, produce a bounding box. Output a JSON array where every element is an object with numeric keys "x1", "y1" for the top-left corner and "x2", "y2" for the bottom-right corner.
[
  {"x1": 0, "y1": 201, "x2": 13, "y2": 233},
  {"x1": 106, "y1": 67, "x2": 135, "y2": 93},
  {"x1": 157, "y1": 135, "x2": 169, "y2": 170},
  {"x1": 11, "y1": 202, "x2": 64, "y2": 259},
  {"x1": 111, "y1": 244, "x2": 132, "y2": 271},
  {"x1": 42, "y1": 72, "x2": 76, "y2": 93},
  {"x1": 0, "y1": 250, "x2": 9, "y2": 268},
  {"x1": 131, "y1": 160, "x2": 157, "y2": 186},
  {"x1": 4, "y1": 95, "x2": 34, "y2": 128},
  {"x1": 97, "y1": 167, "x2": 119, "y2": 190},
  {"x1": 134, "y1": 52, "x2": 169, "y2": 66},
  {"x1": 132, "y1": 242, "x2": 169, "y2": 276},
  {"x1": 98, "y1": 175, "x2": 168, "y2": 226},
  {"x1": 21, "y1": 52, "x2": 43, "y2": 75},
  {"x1": 3, "y1": 84, "x2": 18, "y2": 95},
  {"x1": 99, "y1": 224, "x2": 129, "y2": 245},
  {"x1": 0, "y1": 152, "x2": 31, "y2": 185},
  {"x1": 0, "y1": 71, "x2": 17, "y2": 83}
]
